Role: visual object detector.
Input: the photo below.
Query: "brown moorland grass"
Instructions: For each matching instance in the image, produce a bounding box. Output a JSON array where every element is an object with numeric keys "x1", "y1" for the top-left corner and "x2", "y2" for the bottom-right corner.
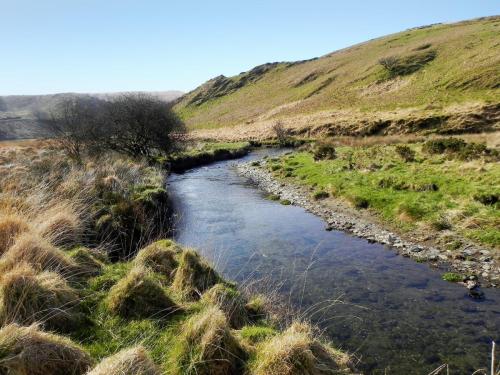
[
  {"x1": 172, "y1": 249, "x2": 220, "y2": 300},
  {"x1": 87, "y1": 346, "x2": 160, "y2": 375},
  {"x1": 0, "y1": 231, "x2": 80, "y2": 277},
  {"x1": 0, "y1": 323, "x2": 93, "y2": 375},
  {"x1": 250, "y1": 322, "x2": 352, "y2": 375},
  {"x1": 201, "y1": 283, "x2": 249, "y2": 329},
  {"x1": 134, "y1": 240, "x2": 180, "y2": 278},
  {"x1": 36, "y1": 204, "x2": 84, "y2": 248},
  {"x1": 169, "y1": 305, "x2": 246, "y2": 375},
  {"x1": 0, "y1": 213, "x2": 31, "y2": 255},
  {"x1": 0, "y1": 263, "x2": 82, "y2": 331},
  {"x1": 106, "y1": 265, "x2": 178, "y2": 319}
]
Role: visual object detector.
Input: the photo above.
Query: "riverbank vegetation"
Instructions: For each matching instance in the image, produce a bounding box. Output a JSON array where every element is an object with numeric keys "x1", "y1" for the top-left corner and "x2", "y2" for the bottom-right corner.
[
  {"x1": 165, "y1": 141, "x2": 251, "y2": 172},
  {"x1": 267, "y1": 136, "x2": 499, "y2": 251},
  {"x1": 0, "y1": 137, "x2": 354, "y2": 373}
]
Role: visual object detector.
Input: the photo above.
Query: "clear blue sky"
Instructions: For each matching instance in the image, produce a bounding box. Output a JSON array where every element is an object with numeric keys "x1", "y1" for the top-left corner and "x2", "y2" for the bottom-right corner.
[{"x1": 1, "y1": 0, "x2": 498, "y2": 95}]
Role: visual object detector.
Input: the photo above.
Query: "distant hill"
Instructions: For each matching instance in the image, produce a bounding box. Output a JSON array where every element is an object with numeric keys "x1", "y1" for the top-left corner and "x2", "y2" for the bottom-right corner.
[
  {"x1": 174, "y1": 16, "x2": 500, "y2": 140},
  {"x1": 0, "y1": 91, "x2": 183, "y2": 140}
]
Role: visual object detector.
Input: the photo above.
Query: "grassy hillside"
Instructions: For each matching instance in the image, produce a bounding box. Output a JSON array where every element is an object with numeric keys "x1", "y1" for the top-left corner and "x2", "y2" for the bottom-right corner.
[{"x1": 175, "y1": 16, "x2": 500, "y2": 139}]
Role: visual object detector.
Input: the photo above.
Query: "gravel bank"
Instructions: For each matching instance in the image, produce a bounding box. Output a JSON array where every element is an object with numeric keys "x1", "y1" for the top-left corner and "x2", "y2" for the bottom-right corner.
[{"x1": 237, "y1": 161, "x2": 499, "y2": 292}]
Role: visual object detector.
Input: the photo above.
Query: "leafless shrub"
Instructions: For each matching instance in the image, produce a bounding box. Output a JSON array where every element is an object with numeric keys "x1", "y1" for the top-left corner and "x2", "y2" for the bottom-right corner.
[
  {"x1": 39, "y1": 94, "x2": 186, "y2": 160},
  {"x1": 272, "y1": 121, "x2": 292, "y2": 147}
]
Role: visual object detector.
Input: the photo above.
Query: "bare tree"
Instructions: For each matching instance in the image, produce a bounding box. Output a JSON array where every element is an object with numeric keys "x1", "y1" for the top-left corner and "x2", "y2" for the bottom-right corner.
[
  {"x1": 101, "y1": 93, "x2": 186, "y2": 158},
  {"x1": 272, "y1": 120, "x2": 291, "y2": 147},
  {"x1": 40, "y1": 93, "x2": 186, "y2": 160},
  {"x1": 37, "y1": 96, "x2": 103, "y2": 161}
]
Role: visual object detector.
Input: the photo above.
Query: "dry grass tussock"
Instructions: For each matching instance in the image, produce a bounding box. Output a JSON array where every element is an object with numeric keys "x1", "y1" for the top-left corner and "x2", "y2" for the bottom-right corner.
[
  {"x1": 106, "y1": 265, "x2": 178, "y2": 319},
  {"x1": 172, "y1": 305, "x2": 246, "y2": 375},
  {"x1": 0, "y1": 323, "x2": 93, "y2": 375},
  {"x1": 0, "y1": 263, "x2": 82, "y2": 331},
  {"x1": 0, "y1": 231, "x2": 80, "y2": 277},
  {"x1": 87, "y1": 346, "x2": 160, "y2": 375},
  {"x1": 172, "y1": 249, "x2": 221, "y2": 299},
  {"x1": 0, "y1": 213, "x2": 31, "y2": 255},
  {"x1": 134, "y1": 239, "x2": 180, "y2": 278},
  {"x1": 201, "y1": 283, "x2": 249, "y2": 329},
  {"x1": 250, "y1": 322, "x2": 352, "y2": 375}
]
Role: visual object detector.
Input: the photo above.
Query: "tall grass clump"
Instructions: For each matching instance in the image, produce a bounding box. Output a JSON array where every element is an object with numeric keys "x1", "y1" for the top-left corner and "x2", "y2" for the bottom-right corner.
[
  {"x1": 379, "y1": 50, "x2": 437, "y2": 78},
  {"x1": 134, "y1": 239, "x2": 180, "y2": 278},
  {"x1": 0, "y1": 324, "x2": 93, "y2": 375},
  {"x1": 172, "y1": 249, "x2": 220, "y2": 299},
  {"x1": 201, "y1": 283, "x2": 249, "y2": 329},
  {"x1": 105, "y1": 266, "x2": 178, "y2": 319},
  {"x1": 0, "y1": 214, "x2": 31, "y2": 255},
  {"x1": 0, "y1": 232, "x2": 80, "y2": 277},
  {"x1": 249, "y1": 322, "x2": 351, "y2": 375},
  {"x1": 0, "y1": 263, "x2": 82, "y2": 332},
  {"x1": 168, "y1": 306, "x2": 246, "y2": 375},
  {"x1": 87, "y1": 346, "x2": 160, "y2": 375}
]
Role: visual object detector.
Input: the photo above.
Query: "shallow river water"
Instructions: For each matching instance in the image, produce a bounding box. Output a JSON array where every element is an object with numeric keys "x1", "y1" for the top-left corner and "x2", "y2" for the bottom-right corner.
[{"x1": 168, "y1": 149, "x2": 500, "y2": 374}]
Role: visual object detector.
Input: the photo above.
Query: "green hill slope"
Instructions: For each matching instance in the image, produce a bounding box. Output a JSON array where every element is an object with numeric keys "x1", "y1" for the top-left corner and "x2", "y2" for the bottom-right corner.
[{"x1": 175, "y1": 16, "x2": 500, "y2": 139}]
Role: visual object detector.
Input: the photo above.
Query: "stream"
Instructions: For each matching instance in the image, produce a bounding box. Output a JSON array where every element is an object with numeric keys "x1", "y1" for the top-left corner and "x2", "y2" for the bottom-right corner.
[{"x1": 168, "y1": 149, "x2": 500, "y2": 374}]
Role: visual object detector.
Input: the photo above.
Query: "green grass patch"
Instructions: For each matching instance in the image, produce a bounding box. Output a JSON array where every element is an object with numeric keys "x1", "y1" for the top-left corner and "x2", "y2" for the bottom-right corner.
[
  {"x1": 442, "y1": 272, "x2": 463, "y2": 282},
  {"x1": 274, "y1": 142, "x2": 499, "y2": 248}
]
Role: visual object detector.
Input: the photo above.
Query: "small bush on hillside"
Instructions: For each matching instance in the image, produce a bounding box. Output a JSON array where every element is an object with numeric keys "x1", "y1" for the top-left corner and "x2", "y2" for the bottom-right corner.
[
  {"x1": 313, "y1": 190, "x2": 330, "y2": 200},
  {"x1": 422, "y1": 138, "x2": 466, "y2": 154},
  {"x1": 272, "y1": 121, "x2": 292, "y2": 147},
  {"x1": 395, "y1": 145, "x2": 416, "y2": 162},
  {"x1": 431, "y1": 214, "x2": 453, "y2": 231},
  {"x1": 349, "y1": 196, "x2": 369, "y2": 209},
  {"x1": 87, "y1": 346, "x2": 159, "y2": 375},
  {"x1": 379, "y1": 50, "x2": 437, "y2": 78},
  {"x1": 313, "y1": 141, "x2": 336, "y2": 161},
  {"x1": 473, "y1": 193, "x2": 499, "y2": 207},
  {"x1": 422, "y1": 138, "x2": 492, "y2": 160},
  {"x1": 0, "y1": 324, "x2": 93, "y2": 375}
]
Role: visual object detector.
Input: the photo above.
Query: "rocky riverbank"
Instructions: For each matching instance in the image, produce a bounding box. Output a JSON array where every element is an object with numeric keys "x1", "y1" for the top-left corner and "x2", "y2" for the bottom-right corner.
[{"x1": 237, "y1": 161, "x2": 499, "y2": 293}]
